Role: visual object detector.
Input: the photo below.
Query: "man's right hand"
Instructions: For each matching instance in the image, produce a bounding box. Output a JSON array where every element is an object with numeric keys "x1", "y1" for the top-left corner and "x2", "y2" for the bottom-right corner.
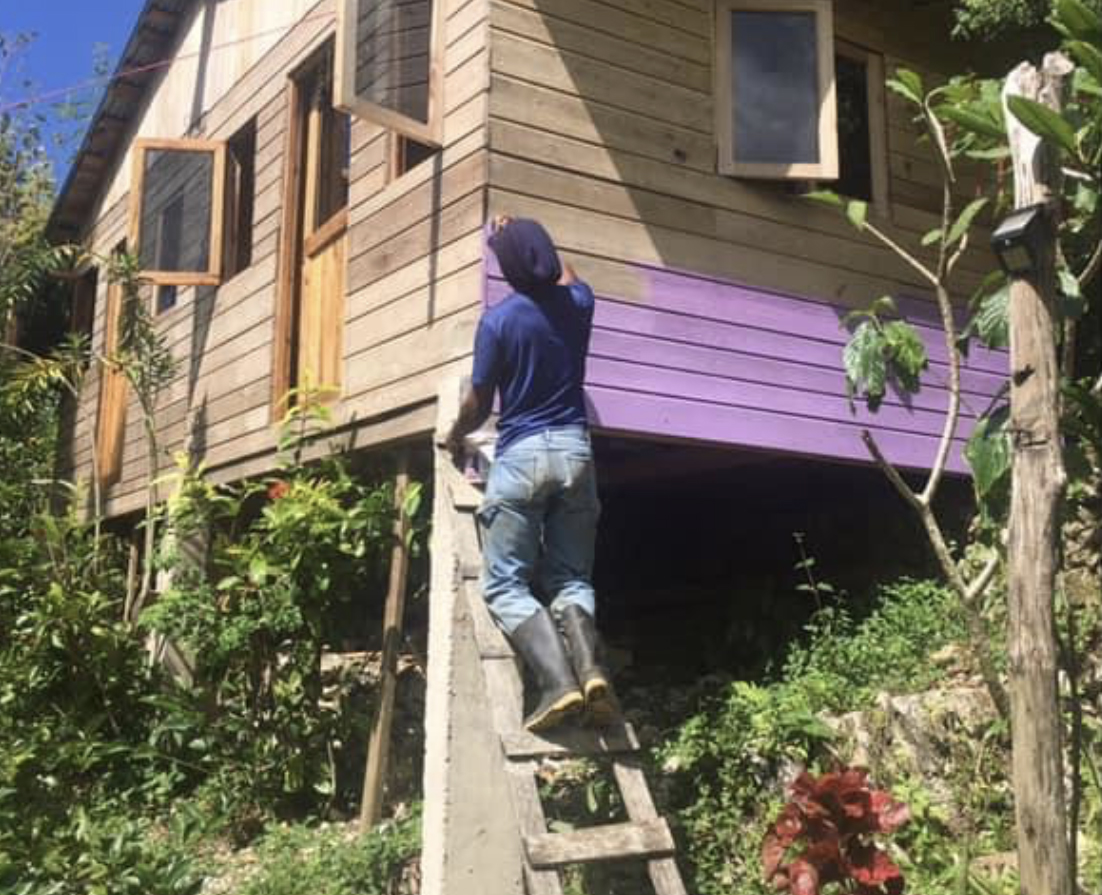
[{"x1": 445, "y1": 427, "x2": 465, "y2": 467}]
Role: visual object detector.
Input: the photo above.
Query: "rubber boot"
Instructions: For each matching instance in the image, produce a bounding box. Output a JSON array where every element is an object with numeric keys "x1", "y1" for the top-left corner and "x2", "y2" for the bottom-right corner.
[
  {"x1": 510, "y1": 608, "x2": 584, "y2": 732},
  {"x1": 558, "y1": 605, "x2": 618, "y2": 726}
]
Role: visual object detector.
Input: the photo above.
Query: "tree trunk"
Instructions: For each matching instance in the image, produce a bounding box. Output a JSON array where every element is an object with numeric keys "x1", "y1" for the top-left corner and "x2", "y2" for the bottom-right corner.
[{"x1": 1002, "y1": 54, "x2": 1073, "y2": 895}]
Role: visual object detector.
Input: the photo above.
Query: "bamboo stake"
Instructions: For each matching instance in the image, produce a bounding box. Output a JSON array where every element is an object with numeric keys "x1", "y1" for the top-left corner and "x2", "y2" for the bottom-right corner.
[{"x1": 360, "y1": 453, "x2": 413, "y2": 828}]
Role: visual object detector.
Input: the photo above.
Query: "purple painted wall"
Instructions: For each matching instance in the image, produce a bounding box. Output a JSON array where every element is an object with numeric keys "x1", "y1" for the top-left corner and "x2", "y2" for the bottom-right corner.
[{"x1": 484, "y1": 255, "x2": 1007, "y2": 475}]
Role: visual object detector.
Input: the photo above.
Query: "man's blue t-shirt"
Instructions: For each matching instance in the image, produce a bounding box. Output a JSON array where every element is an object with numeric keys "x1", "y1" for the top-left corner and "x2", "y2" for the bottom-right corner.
[{"x1": 471, "y1": 282, "x2": 595, "y2": 455}]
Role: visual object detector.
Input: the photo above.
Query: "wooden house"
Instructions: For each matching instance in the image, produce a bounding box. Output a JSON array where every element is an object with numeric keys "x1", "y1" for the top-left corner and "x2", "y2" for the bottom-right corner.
[
  {"x1": 46, "y1": 2, "x2": 1014, "y2": 889},
  {"x1": 49, "y1": 0, "x2": 1008, "y2": 519}
]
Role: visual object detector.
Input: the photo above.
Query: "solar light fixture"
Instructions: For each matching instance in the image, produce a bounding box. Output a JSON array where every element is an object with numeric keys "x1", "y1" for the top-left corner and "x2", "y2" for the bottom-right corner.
[{"x1": 991, "y1": 203, "x2": 1048, "y2": 277}]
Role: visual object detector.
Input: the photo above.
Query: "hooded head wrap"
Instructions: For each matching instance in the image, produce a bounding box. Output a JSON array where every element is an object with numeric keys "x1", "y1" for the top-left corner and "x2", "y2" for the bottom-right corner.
[{"x1": 488, "y1": 217, "x2": 563, "y2": 295}]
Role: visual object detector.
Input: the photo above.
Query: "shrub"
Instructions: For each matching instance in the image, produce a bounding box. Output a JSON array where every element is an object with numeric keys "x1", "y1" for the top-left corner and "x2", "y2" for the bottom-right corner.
[
  {"x1": 237, "y1": 807, "x2": 420, "y2": 895},
  {"x1": 139, "y1": 447, "x2": 409, "y2": 831},
  {"x1": 762, "y1": 768, "x2": 910, "y2": 895},
  {"x1": 659, "y1": 578, "x2": 971, "y2": 895},
  {"x1": 781, "y1": 579, "x2": 968, "y2": 713}
]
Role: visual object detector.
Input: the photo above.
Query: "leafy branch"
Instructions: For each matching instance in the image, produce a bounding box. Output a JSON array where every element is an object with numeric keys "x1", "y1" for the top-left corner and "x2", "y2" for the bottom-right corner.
[{"x1": 805, "y1": 65, "x2": 1012, "y2": 720}]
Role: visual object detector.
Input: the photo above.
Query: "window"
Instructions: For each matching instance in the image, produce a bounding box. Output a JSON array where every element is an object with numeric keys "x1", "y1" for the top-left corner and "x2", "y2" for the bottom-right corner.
[
  {"x1": 314, "y1": 90, "x2": 351, "y2": 228},
  {"x1": 716, "y1": 0, "x2": 838, "y2": 179},
  {"x1": 224, "y1": 119, "x2": 257, "y2": 279},
  {"x1": 96, "y1": 244, "x2": 129, "y2": 488},
  {"x1": 129, "y1": 139, "x2": 227, "y2": 292},
  {"x1": 391, "y1": 133, "x2": 438, "y2": 180},
  {"x1": 335, "y1": 0, "x2": 444, "y2": 145},
  {"x1": 71, "y1": 266, "x2": 98, "y2": 340},
  {"x1": 834, "y1": 41, "x2": 888, "y2": 215},
  {"x1": 271, "y1": 47, "x2": 350, "y2": 413}
]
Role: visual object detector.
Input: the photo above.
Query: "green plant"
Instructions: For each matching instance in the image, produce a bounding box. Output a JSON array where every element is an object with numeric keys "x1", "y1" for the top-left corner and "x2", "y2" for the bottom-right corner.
[
  {"x1": 0, "y1": 503, "x2": 184, "y2": 892},
  {"x1": 783, "y1": 579, "x2": 969, "y2": 713},
  {"x1": 236, "y1": 807, "x2": 420, "y2": 895},
  {"x1": 762, "y1": 768, "x2": 910, "y2": 894},
  {"x1": 659, "y1": 578, "x2": 983, "y2": 895},
  {"x1": 139, "y1": 404, "x2": 421, "y2": 834}
]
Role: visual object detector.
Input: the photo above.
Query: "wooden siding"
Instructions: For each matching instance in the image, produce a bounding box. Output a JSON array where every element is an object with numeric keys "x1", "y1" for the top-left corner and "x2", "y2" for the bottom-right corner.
[
  {"x1": 487, "y1": 257, "x2": 1006, "y2": 472},
  {"x1": 69, "y1": 0, "x2": 491, "y2": 518},
  {"x1": 483, "y1": 0, "x2": 1004, "y2": 469},
  {"x1": 485, "y1": 0, "x2": 993, "y2": 304}
]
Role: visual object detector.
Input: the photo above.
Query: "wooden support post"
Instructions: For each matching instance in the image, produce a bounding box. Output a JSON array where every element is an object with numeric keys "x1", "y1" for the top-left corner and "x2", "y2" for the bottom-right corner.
[
  {"x1": 360, "y1": 453, "x2": 414, "y2": 828},
  {"x1": 1002, "y1": 53, "x2": 1073, "y2": 895}
]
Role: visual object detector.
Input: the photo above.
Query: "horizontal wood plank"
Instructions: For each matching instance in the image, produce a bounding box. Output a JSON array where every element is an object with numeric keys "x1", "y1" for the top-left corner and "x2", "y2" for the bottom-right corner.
[
  {"x1": 525, "y1": 819, "x2": 675, "y2": 868},
  {"x1": 501, "y1": 723, "x2": 640, "y2": 758}
]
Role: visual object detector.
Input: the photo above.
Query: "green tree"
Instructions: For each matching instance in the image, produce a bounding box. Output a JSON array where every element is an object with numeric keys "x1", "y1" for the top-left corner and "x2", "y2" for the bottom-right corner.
[
  {"x1": 0, "y1": 32, "x2": 56, "y2": 332},
  {"x1": 809, "y1": 1, "x2": 1100, "y2": 888},
  {"x1": 952, "y1": 0, "x2": 1102, "y2": 38}
]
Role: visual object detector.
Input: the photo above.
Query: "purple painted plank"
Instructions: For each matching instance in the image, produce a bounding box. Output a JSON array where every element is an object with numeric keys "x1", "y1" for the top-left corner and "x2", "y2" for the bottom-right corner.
[
  {"x1": 585, "y1": 386, "x2": 968, "y2": 474},
  {"x1": 587, "y1": 357, "x2": 974, "y2": 441},
  {"x1": 590, "y1": 299, "x2": 1005, "y2": 402},
  {"x1": 485, "y1": 265, "x2": 1008, "y2": 376},
  {"x1": 480, "y1": 252, "x2": 1004, "y2": 474},
  {"x1": 487, "y1": 278, "x2": 1003, "y2": 400},
  {"x1": 590, "y1": 328, "x2": 981, "y2": 419}
]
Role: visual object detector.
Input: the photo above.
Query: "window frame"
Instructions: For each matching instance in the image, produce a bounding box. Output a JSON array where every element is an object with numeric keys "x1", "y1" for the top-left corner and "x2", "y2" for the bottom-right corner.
[
  {"x1": 388, "y1": 131, "x2": 439, "y2": 182},
  {"x1": 715, "y1": 0, "x2": 838, "y2": 180},
  {"x1": 96, "y1": 245, "x2": 128, "y2": 489},
  {"x1": 223, "y1": 118, "x2": 258, "y2": 280},
  {"x1": 129, "y1": 137, "x2": 227, "y2": 288},
  {"x1": 834, "y1": 39, "x2": 889, "y2": 218},
  {"x1": 71, "y1": 265, "x2": 98, "y2": 340},
  {"x1": 334, "y1": 0, "x2": 445, "y2": 146}
]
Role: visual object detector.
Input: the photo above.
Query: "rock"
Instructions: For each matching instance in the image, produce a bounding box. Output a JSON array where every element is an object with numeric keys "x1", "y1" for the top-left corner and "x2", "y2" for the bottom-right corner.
[{"x1": 826, "y1": 684, "x2": 999, "y2": 815}]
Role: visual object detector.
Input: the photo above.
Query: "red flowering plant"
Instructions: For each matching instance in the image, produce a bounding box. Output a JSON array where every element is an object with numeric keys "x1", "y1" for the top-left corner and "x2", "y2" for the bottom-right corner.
[
  {"x1": 267, "y1": 479, "x2": 291, "y2": 501},
  {"x1": 762, "y1": 767, "x2": 911, "y2": 895}
]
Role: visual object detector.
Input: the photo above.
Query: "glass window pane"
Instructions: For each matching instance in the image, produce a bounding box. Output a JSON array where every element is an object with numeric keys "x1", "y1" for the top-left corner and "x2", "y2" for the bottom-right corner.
[
  {"x1": 316, "y1": 107, "x2": 350, "y2": 226},
  {"x1": 730, "y1": 10, "x2": 820, "y2": 165},
  {"x1": 836, "y1": 53, "x2": 872, "y2": 200},
  {"x1": 352, "y1": 0, "x2": 432, "y2": 125},
  {"x1": 138, "y1": 148, "x2": 214, "y2": 273}
]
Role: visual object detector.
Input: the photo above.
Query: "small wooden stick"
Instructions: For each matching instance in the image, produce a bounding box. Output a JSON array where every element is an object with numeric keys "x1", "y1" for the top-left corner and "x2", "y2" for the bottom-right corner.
[{"x1": 361, "y1": 452, "x2": 414, "y2": 828}]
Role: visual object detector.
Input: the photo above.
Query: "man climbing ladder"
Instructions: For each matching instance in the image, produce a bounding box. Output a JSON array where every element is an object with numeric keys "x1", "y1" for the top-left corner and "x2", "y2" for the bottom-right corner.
[{"x1": 446, "y1": 216, "x2": 615, "y2": 733}]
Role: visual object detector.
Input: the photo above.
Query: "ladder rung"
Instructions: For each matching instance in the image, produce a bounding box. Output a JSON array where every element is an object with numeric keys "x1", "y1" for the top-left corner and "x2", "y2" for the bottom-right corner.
[
  {"x1": 525, "y1": 819, "x2": 676, "y2": 868},
  {"x1": 502, "y1": 722, "x2": 640, "y2": 758}
]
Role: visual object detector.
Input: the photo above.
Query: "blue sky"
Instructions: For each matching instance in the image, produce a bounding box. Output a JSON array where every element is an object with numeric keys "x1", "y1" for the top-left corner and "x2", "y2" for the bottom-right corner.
[{"x1": 2, "y1": 1, "x2": 145, "y2": 184}]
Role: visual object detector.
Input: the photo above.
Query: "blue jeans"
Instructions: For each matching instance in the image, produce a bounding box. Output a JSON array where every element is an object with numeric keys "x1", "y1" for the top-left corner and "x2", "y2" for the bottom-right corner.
[{"x1": 478, "y1": 427, "x2": 600, "y2": 635}]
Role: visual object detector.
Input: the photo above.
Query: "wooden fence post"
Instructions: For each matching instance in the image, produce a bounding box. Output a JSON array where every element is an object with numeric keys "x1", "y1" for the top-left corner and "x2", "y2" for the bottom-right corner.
[{"x1": 1002, "y1": 52, "x2": 1073, "y2": 895}]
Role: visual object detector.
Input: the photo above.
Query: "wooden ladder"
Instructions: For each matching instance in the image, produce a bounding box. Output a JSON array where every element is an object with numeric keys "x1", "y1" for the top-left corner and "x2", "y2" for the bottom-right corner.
[{"x1": 443, "y1": 458, "x2": 688, "y2": 895}]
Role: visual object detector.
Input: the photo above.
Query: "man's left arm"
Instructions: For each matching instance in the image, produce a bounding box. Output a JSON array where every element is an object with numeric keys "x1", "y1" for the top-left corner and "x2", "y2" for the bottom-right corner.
[{"x1": 446, "y1": 315, "x2": 499, "y2": 462}]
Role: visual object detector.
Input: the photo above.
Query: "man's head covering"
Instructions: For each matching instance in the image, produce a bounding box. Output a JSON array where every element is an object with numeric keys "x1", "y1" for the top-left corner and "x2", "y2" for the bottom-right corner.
[{"x1": 488, "y1": 218, "x2": 562, "y2": 295}]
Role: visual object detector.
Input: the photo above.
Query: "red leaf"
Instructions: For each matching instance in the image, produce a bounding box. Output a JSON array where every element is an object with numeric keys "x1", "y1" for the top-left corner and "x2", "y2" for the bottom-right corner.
[
  {"x1": 800, "y1": 839, "x2": 846, "y2": 881},
  {"x1": 774, "y1": 805, "x2": 805, "y2": 844},
  {"x1": 764, "y1": 806, "x2": 804, "y2": 877},
  {"x1": 763, "y1": 837, "x2": 788, "y2": 881},
  {"x1": 791, "y1": 772, "x2": 818, "y2": 798},
  {"x1": 802, "y1": 819, "x2": 841, "y2": 853},
  {"x1": 268, "y1": 480, "x2": 290, "y2": 500},
  {"x1": 870, "y1": 790, "x2": 912, "y2": 833},
  {"x1": 789, "y1": 859, "x2": 821, "y2": 895},
  {"x1": 847, "y1": 842, "x2": 905, "y2": 888}
]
